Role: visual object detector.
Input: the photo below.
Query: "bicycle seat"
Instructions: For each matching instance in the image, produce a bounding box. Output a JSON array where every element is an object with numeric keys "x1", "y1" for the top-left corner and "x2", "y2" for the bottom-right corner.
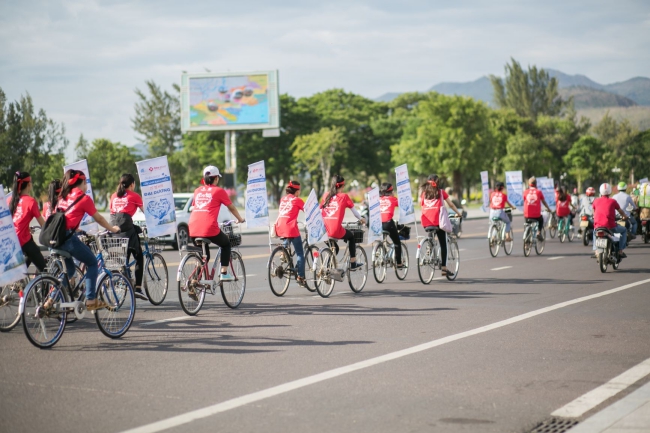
[
  {"x1": 49, "y1": 249, "x2": 72, "y2": 258},
  {"x1": 525, "y1": 218, "x2": 538, "y2": 224},
  {"x1": 193, "y1": 237, "x2": 212, "y2": 245},
  {"x1": 424, "y1": 226, "x2": 438, "y2": 233}
]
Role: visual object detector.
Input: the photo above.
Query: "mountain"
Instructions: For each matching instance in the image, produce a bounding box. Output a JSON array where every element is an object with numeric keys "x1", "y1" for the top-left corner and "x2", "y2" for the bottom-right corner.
[
  {"x1": 429, "y1": 76, "x2": 494, "y2": 105},
  {"x1": 375, "y1": 92, "x2": 402, "y2": 102},
  {"x1": 547, "y1": 69, "x2": 605, "y2": 90},
  {"x1": 559, "y1": 86, "x2": 637, "y2": 109},
  {"x1": 605, "y1": 77, "x2": 650, "y2": 106}
]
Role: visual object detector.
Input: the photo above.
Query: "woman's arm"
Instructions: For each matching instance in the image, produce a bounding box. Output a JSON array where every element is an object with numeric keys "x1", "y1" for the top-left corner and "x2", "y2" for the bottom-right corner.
[
  {"x1": 226, "y1": 203, "x2": 245, "y2": 223},
  {"x1": 350, "y1": 206, "x2": 365, "y2": 222},
  {"x1": 92, "y1": 212, "x2": 120, "y2": 233},
  {"x1": 445, "y1": 197, "x2": 461, "y2": 215}
]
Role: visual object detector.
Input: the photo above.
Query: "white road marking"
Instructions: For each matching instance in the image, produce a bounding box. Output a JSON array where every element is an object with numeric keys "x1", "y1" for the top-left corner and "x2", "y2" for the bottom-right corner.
[
  {"x1": 491, "y1": 266, "x2": 512, "y2": 271},
  {"x1": 547, "y1": 256, "x2": 565, "y2": 261},
  {"x1": 119, "y1": 278, "x2": 650, "y2": 433},
  {"x1": 552, "y1": 356, "x2": 650, "y2": 418},
  {"x1": 140, "y1": 316, "x2": 188, "y2": 327}
]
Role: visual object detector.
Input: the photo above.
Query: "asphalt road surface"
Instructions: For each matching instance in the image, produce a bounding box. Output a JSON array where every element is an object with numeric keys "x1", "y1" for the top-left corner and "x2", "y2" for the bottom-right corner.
[{"x1": 2, "y1": 218, "x2": 649, "y2": 433}]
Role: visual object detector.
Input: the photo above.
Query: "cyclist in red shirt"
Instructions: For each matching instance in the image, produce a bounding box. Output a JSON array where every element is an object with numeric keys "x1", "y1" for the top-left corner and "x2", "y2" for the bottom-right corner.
[
  {"x1": 7, "y1": 172, "x2": 47, "y2": 273},
  {"x1": 42, "y1": 179, "x2": 62, "y2": 220},
  {"x1": 379, "y1": 182, "x2": 403, "y2": 268},
  {"x1": 556, "y1": 187, "x2": 577, "y2": 227},
  {"x1": 188, "y1": 166, "x2": 245, "y2": 282},
  {"x1": 321, "y1": 175, "x2": 366, "y2": 269},
  {"x1": 489, "y1": 181, "x2": 515, "y2": 241},
  {"x1": 109, "y1": 173, "x2": 148, "y2": 300},
  {"x1": 419, "y1": 174, "x2": 462, "y2": 276},
  {"x1": 593, "y1": 183, "x2": 629, "y2": 258},
  {"x1": 273, "y1": 180, "x2": 307, "y2": 286},
  {"x1": 523, "y1": 177, "x2": 552, "y2": 241},
  {"x1": 53, "y1": 169, "x2": 121, "y2": 311}
]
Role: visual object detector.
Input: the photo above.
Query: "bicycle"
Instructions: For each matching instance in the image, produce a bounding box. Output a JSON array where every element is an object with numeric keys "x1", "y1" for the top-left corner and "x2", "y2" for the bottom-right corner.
[
  {"x1": 488, "y1": 209, "x2": 514, "y2": 257},
  {"x1": 19, "y1": 232, "x2": 135, "y2": 349},
  {"x1": 557, "y1": 215, "x2": 575, "y2": 243},
  {"x1": 121, "y1": 228, "x2": 169, "y2": 305},
  {"x1": 547, "y1": 211, "x2": 558, "y2": 239},
  {"x1": 314, "y1": 222, "x2": 368, "y2": 298},
  {"x1": 177, "y1": 221, "x2": 246, "y2": 315},
  {"x1": 416, "y1": 216, "x2": 460, "y2": 284},
  {"x1": 267, "y1": 224, "x2": 318, "y2": 296},
  {"x1": 523, "y1": 219, "x2": 546, "y2": 257},
  {"x1": 371, "y1": 229, "x2": 409, "y2": 283}
]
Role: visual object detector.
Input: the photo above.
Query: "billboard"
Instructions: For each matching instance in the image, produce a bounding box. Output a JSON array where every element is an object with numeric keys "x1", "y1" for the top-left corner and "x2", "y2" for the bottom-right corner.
[{"x1": 180, "y1": 70, "x2": 279, "y2": 132}]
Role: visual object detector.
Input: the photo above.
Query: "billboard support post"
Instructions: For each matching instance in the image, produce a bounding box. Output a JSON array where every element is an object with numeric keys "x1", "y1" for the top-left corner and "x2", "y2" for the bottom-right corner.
[{"x1": 224, "y1": 131, "x2": 231, "y2": 171}]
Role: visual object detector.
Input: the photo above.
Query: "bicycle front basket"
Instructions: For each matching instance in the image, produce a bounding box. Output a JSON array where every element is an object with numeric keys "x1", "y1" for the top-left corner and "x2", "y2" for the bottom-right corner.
[
  {"x1": 222, "y1": 224, "x2": 242, "y2": 247},
  {"x1": 148, "y1": 237, "x2": 164, "y2": 254},
  {"x1": 99, "y1": 236, "x2": 129, "y2": 269}
]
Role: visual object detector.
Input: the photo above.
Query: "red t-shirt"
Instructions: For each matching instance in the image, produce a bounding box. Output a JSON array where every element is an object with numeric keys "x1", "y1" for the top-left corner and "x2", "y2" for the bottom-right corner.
[
  {"x1": 321, "y1": 193, "x2": 354, "y2": 239},
  {"x1": 490, "y1": 191, "x2": 507, "y2": 210},
  {"x1": 275, "y1": 195, "x2": 304, "y2": 238},
  {"x1": 57, "y1": 188, "x2": 97, "y2": 230},
  {"x1": 593, "y1": 197, "x2": 620, "y2": 229},
  {"x1": 42, "y1": 201, "x2": 52, "y2": 220},
  {"x1": 379, "y1": 195, "x2": 398, "y2": 223},
  {"x1": 188, "y1": 185, "x2": 232, "y2": 237},
  {"x1": 7, "y1": 196, "x2": 40, "y2": 246},
  {"x1": 523, "y1": 188, "x2": 545, "y2": 218},
  {"x1": 420, "y1": 190, "x2": 449, "y2": 228},
  {"x1": 556, "y1": 197, "x2": 571, "y2": 217},
  {"x1": 110, "y1": 190, "x2": 143, "y2": 217}
]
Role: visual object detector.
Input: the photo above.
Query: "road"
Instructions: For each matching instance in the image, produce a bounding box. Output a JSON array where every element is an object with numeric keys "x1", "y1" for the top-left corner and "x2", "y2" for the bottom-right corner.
[{"x1": 1, "y1": 218, "x2": 649, "y2": 433}]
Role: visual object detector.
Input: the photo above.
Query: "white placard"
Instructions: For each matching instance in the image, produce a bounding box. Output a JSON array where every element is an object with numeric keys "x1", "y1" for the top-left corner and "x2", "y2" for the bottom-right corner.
[
  {"x1": 539, "y1": 177, "x2": 556, "y2": 209},
  {"x1": 395, "y1": 164, "x2": 415, "y2": 224},
  {"x1": 63, "y1": 159, "x2": 98, "y2": 233},
  {"x1": 505, "y1": 171, "x2": 524, "y2": 207},
  {"x1": 0, "y1": 186, "x2": 27, "y2": 286},
  {"x1": 367, "y1": 187, "x2": 382, "y2": 244},
  {"x1": 639, "y1": 178, "x2": 648, "y2": 185},
  {"x1": 136, "y1": 156, "x2": 177, "y2": 238},
  {"x1": 245, "y1": 161, "x2": 269, "y2": 229},
  {"x1": 480, "y1": 171, "x2": 490, "y2": 212},
  {"x1": 305, "y1": 189, "x2": 328, "y2": 244}
]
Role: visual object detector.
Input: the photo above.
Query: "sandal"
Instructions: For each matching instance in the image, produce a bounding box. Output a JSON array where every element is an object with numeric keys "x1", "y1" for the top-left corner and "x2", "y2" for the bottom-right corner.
[
  {"x1": 296, "y1": 276, "x2": 307, "y2": 288},
  {"x1": 85, "y1": 299, "x2": 108, "y2": 311}
]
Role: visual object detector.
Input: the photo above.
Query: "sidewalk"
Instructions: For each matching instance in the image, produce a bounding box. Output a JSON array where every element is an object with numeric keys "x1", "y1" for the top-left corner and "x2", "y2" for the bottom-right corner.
[{"x1": 567, "y1": 380, "x2": 650, "y2": 433}]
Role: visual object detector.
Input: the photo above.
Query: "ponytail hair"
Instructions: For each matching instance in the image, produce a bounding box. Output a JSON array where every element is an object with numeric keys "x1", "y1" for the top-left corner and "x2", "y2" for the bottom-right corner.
[
  {"x1": 117, "y1": 173, "x2": 135, "y2": 198},
  {"x1": 47, "y1": 179, "x2": 62, "y2": 210},
  {"x1": 10, "y1": 171, "x2": 31, "y2": 216},
  {"x1": 202, "y1": 174, "x2": 218, "y2": 186},
  {"x1": 322, "y1": 175, "x2": 345, "y2": 209},
  {"x1": 285, "y1": 180, "x2": 301, "y2": 195},
  {"x1": 61, "y1": 169, "x2": 86, "y2": 199},
  {"x1": 420, "y1": 174, "x2": 440, "y2": 200},
  {"x1": 379, "y1": 182, "x2": 393, "y2": 197},
  {"x1": 558, "y1": 187, "x2": 567, "y2": 202}
]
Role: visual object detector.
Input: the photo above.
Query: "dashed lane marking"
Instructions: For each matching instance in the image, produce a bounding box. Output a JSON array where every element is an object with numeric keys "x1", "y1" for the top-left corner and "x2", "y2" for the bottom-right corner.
[
  {"x1": 141, "y1": 316, "x2": 188, "y2": 327},
  {"x1": 548, "y1": 256, "x2": 565, "y2": 261},
  {"x1": 491, "y1": 266, "x2": 512, "y2": 271}
]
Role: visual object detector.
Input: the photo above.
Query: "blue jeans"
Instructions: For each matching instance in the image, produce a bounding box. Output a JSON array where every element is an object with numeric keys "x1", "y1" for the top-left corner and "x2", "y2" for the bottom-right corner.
[
  {"x1": 59, "y1": 231, "x2": 99, "y2": 300},
  {"x1": 630, "y1": 217, "x2": 638, "y2": 236},
  {"x1": 489, "y1": 209, "x2": 511, "y2": 233},
  {"x1": 284, "y1": 236, "x2": 305, "y2": 278},
  {"x1": 593, "y1": 225, "x2": 627, "y2": 252}
]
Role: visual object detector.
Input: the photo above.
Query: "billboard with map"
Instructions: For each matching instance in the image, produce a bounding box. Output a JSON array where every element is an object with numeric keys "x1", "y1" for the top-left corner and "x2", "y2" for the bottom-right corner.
[{"x1": 180, "y1": 70, "x2": 279, "y2": 132}]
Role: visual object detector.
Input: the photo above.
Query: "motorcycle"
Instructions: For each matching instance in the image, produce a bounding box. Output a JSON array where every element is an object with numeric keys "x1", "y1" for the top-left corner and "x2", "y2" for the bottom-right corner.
[
  {"x1": 615, "y1": 216, "x2": 632, "y2": 247},
  {"x1": 579, "y1": 213, "x2": 594, "y2": 246},
  {"x1": 642, "y1": 219, "x2": 650, "y2": 244},
  {"x1": 594, "y1": 227, "x2": 621, "y2": 273}
]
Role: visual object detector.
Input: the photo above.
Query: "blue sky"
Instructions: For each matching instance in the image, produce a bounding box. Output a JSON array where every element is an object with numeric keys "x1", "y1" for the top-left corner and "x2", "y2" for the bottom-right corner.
[{"x1": 1, "y1": 0, "x2": 648, "y2": 156}]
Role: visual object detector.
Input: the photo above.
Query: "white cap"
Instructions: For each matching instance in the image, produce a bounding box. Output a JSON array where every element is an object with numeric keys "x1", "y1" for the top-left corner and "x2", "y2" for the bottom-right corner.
[{"x1": 203, "y1": 165, "x2": 221, "y2": 178}]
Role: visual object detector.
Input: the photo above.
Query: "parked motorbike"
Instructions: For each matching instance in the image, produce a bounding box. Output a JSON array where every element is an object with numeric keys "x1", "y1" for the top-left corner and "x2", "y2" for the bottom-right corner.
[
  {"x1": 579, "y1": 213, "x2": 594, "y2": 246},
  {"x1": 594, "y1": 227, "x2": 621, "y2": 273}
]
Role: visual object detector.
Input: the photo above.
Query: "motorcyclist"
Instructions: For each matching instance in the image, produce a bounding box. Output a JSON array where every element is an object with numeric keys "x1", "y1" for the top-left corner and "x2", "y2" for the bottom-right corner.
[
  {"x1": 612, "y1": 182, "x2": 637, "y2": 239},
  {"x1": 592, "y1": 183, "x2": 629, "y2": 259},
  {"x1": 578, "y1": 187, "x2": 596, "y2": 235}
]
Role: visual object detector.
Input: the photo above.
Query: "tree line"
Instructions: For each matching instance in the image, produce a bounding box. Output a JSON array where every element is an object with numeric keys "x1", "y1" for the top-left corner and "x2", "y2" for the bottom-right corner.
[{"x1": 3, "y1": 58, "x2": 649, "y2": 208}]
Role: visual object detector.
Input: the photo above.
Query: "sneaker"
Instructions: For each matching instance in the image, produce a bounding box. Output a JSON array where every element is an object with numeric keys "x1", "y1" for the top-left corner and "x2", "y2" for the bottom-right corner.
[
  {"x1": 134, "y1": 290, "x2": 149, "y2": 301},
  {"x1": 350, "y1": 262, "x2": 365, "y2": 270},
  {"x1": 396, "y1": 263, "x2": 406, "y2": 269},
  {"x1": 619, "y1": 251, "x2": 627, "y2": 259},
  {"x1": 537, "y1": 234, "x2": 544, "y2": 241},
  {"x1": 220, "y1": 272, "x2": 235, "y2": 282},
  {"x1": 187, "y1": 289, "x2": 198, "y2": 301}
]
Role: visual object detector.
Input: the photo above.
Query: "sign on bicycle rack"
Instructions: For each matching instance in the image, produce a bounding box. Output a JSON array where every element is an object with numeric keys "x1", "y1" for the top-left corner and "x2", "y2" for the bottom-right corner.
[
  {"x1": 64, "y1": 159, "x2": 98, "y2": 233},
  {"x1": 305, "y1": 189, "x2": 328, "y2": 245},
  {"x1": 245, "y1": 160, "x2": 269, "y2": 229},
  {"x1": 136, "y1": 156, "x2": 177, "y2": 238},
  {"x1": 395, "y1": 164, "x2": 415, "y2": 225},
  {"x1": 0, "y1": 186, "x2": 27, "y2": 286},
  {"x1": 367, "y1": 187, "x2": 382, "y2": 244}
]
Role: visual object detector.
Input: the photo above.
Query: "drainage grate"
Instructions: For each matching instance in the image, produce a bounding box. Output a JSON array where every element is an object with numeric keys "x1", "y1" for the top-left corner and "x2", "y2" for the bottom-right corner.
[{"x1": 528, "y1": 417, "x2": 579, "y2": 433}]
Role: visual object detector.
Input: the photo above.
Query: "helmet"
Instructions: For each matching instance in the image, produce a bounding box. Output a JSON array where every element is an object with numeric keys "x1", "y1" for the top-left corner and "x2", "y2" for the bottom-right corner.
[
  {"x1": 585, "y1": 187, "x2": 595, "y2": 197},
  {"x1": 617, "y1": 181, "x2": 627, "y2": 191},
  {"x1": 600, "y1": 183, "x2": 612, "y2": 196},
  {"x1": 202, "y1": 165, "x2": 221, "y2": 178}
]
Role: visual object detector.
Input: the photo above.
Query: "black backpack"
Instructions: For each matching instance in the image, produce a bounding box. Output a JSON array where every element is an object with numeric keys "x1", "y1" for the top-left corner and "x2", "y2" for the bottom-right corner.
[{"x1": 39, "y1": 195, "x2": 85, "y2": 248}]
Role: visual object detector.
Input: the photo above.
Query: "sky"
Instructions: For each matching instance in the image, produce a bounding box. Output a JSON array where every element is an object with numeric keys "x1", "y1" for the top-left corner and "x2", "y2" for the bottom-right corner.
[{"x1": 1, "y1": 0, "x2": 649, "y2": 158}]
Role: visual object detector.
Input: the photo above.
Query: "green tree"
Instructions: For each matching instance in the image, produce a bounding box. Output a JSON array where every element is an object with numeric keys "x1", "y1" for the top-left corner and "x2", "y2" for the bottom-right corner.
[
  {"x1": 171, "y1": 131, "x2": 226, "y2": 192},
  {"x1": 491, "y1": 58, "x2": 567, "y2": 119},
  {"x1": 562, "y1": 135, "x2": 605, "y2": 191},
  {"x1": 132, "y1": 80, "x2": 181, "y2": 157},
  {"x1": 592, "y1": 113, "x2": 638, "y2": 181},
  {"x1": 292, "y1": 126, "x2": 348, "y2": 195}
]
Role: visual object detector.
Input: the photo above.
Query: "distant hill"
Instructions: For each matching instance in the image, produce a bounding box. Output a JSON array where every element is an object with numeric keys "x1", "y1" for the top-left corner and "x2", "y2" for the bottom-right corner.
[
  {"x1": 375, "y1": 92, "x2": 402, "y2": 103},
  {"x1": 429, "y1": 76, "x2": 494, "y2": 105},
  {"x1": 559, "y1": 86, "x2": 637, "y2": 109},
  {"x1": 604, "y1": 77, "x2": 650, "y2": 106},
  {"x1": 547, "y1": 69, "x2": 605, "y2": 90},
  {"x1": 577, "y1": 106, "x2": 650, "y2": 131}
]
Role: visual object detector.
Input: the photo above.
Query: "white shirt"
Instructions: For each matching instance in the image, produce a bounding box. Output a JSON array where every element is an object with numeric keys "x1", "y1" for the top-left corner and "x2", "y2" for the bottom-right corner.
[{"x1": 612, "y1": 192, "x2": 636, "y2": 217}]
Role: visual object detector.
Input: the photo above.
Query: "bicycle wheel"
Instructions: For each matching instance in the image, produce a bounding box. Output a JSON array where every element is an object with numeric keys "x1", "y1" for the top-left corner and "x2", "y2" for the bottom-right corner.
[
  {"x1": 535, "y1": 230, "x2": 546, "y2": 255},
  {"x1": 348, "y1": 246, "x2": 368, "y2": 293},
  {"x1": 372, "y1": 243, "x2": 386, "y2": 283},
  {"x1": 549, "y1": 216, "x2": 557, "y2": 238},
  {"x1": 488, "y1": 225, "x2": 500, "y2": 257},
  {"x1": 504, "y1": 229, "x2": 514, "y2": 255},
  {"x1": 21, "y1": 275, "x2": 67, "y2": 349},
  {"x1": 417, "y1": 238, "x2": 435, "y2": 284},
  {"x1": 558, "y1": 219, "x2": 566, "y2": 243},
  {"x1": 568, "y1": 225, "x2": 575, "y2": 242},
  {"x1": 0, "y1": 278, "x2": 27, "y2": 332},
  {"x1": 303, "y1": 245, "x2": 317, "y2": 292},
  {"x1": 268, "y1": 247, "x2": 291, "y2": 296},
  {"x1": 316, "y1": 248, "x2": 335, "y2": 298},
  {"x1": 144, "y1": 253, "x2": 168, "y2": 305},
  {"x1": 95, "y1": 271, "x2": 135, "y2": 339},
  {"x1": 221, "y1": 251, "x2": 246, "y2": 308},
  {"x1": 446, "y1": 240, "x2": 460, "y2": 281},
  {"x1": 523, "y1": 227, "x2": 532, "y2": 257},
  {"x1": 178, "y1": 254, "x2": 206, "y2": 316},
  {"x1": 395, "y1": 242, "x2": 409, "y2": 280}
]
